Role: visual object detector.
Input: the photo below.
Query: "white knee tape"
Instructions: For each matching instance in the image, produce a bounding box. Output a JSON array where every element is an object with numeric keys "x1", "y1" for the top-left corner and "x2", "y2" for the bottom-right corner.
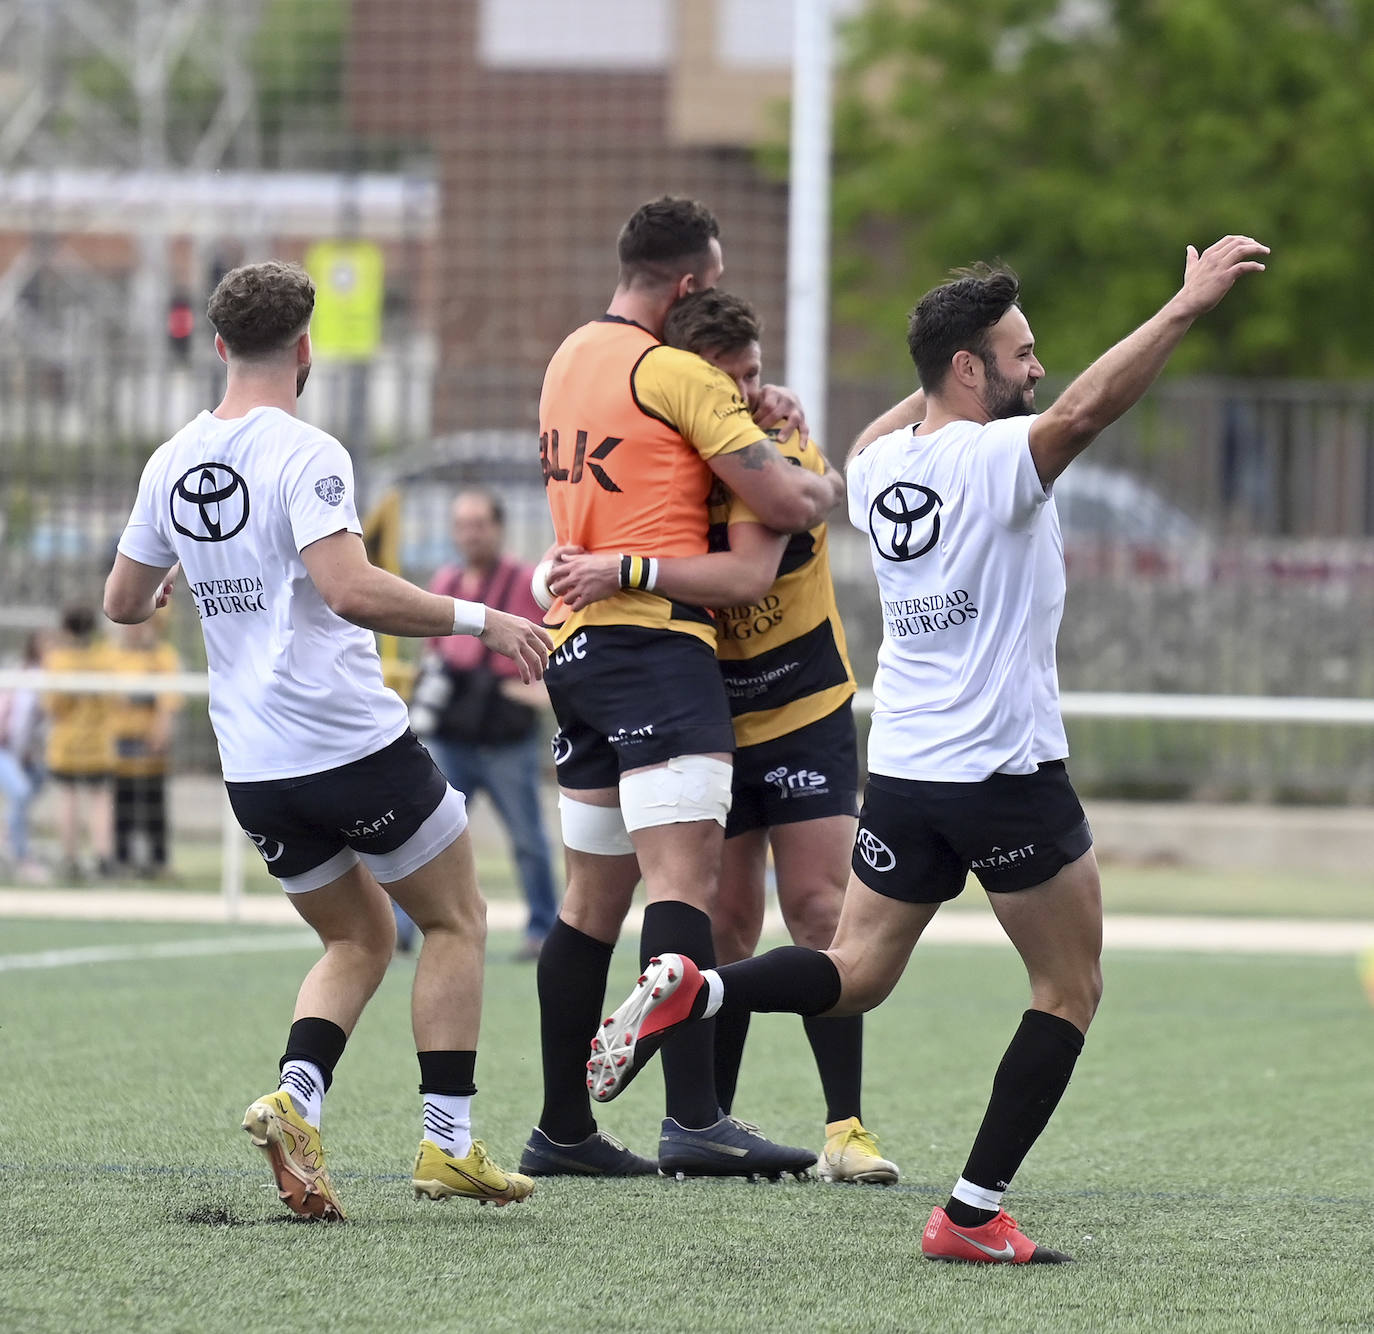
[
  {"x1": 619, "y1": 755, "x2": 733, "y2": 832},
  {"x1": 558, "y1": 794, "x2": 635, "y2": 856}
]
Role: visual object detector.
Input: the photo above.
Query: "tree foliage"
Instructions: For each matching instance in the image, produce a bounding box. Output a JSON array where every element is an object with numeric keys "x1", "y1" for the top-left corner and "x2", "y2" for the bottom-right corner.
[
  {"x1": 832, "y1": 0, "x2": 1374, "y2": 379},
  {"x1": 253, "y1": 0, "x2": 349, "y2": 168},
  {"x1": 58, "y1": 0, "x2": 348, "y2": 170}
]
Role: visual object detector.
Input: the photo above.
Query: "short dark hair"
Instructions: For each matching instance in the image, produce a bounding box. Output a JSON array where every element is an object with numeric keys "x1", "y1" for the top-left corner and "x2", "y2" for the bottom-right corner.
[
  {"x1": 616, "y1": 196, "x2": 720, "y2": 290},
  {"x1": 661, "y1": 289, "x2": 760, "y2": 358},
  {"x1": 456, "y1": 487, "x2": 505, "y2": 527},
  {"x1": 906, "y1": 263, "x2": 1022, "y2": 393},
  {"x1": 207, "y1": 261, "x2": 315, "y2": 359},
  {"x1": 60, "y1": 604, "x2": 96, "y2": 640}
]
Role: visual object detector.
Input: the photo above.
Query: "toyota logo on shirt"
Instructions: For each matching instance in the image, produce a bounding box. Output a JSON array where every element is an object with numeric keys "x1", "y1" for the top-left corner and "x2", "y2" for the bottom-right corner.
[
  {"x1": 170, "y1": 463, "x2": 250, "y2": 542},
  {"x1": 869, "y1": 482, "x2": 942, "y2": 562}
]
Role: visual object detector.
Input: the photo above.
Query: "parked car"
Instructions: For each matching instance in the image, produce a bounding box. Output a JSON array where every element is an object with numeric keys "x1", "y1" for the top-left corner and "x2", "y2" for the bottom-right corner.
[{"x1": 1052, "y1": 461, "x2": 1209, "y2": 582}]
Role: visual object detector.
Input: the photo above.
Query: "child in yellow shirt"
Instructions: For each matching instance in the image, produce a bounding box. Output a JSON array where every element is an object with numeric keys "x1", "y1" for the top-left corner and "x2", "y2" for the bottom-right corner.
[{"x1": 43, "y1": 606, "x2": 116, "y2": 880}]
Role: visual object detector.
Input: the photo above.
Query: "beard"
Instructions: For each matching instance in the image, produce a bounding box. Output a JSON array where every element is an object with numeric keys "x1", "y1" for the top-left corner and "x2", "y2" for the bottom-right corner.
[
  {"x1": 984, "y1": 362, "x2": 1034, "y2": 420},
  {"x1": 296, "y1": 362, "x2": 311, "y2": 397}
]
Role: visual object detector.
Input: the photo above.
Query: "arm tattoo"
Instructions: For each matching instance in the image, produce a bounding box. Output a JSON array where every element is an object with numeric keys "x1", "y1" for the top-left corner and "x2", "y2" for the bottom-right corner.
[{"x1": 731, "y1": 440, "x2": 775, "y2": 472}]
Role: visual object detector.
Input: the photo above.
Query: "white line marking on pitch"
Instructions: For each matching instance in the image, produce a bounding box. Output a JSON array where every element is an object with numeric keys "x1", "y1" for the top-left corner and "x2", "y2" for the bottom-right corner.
[{"x1": 0, "y1": 933, "x2": 317, "y2": 972}]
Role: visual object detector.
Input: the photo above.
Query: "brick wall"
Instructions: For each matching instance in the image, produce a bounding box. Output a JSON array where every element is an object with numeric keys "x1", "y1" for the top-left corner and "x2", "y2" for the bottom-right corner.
[{"x1": 348, "y1": 0, "x2": 790, "y2": 436}]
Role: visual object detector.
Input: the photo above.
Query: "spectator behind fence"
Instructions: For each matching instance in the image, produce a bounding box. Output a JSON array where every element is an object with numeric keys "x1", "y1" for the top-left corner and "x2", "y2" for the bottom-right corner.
[
  {"x1": 406, "y1": 488, "x2": 559, "y2": 961},
  {"x1": 0, "y1": 632, "x2": 51, "y2": 882},
  {"x1": 43, "y1": 606, "x2": 116, "y2": 882},
  {"x1": 109, "y1": 615, "x2": 183, "y2": 879}
]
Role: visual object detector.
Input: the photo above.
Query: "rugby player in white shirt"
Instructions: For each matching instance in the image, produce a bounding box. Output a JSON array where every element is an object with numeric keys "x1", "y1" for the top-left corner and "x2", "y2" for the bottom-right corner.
[
  {"x1": 104, "y1": 261, "x2": 551, "y2": 1220},
  {"x1": 588, "y1": 235, "x2": 1268, "y2": 1262}
]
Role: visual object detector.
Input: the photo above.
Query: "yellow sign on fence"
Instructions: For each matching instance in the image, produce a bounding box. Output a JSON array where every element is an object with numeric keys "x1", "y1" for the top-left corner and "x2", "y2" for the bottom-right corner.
[{"x1": 304, "y1": 240, "x2": 385, "y2": 360}]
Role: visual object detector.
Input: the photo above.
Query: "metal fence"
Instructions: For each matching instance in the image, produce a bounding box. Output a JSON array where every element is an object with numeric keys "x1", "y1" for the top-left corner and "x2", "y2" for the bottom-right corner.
[{"x1": 0, "y1": 1, "x2": 1370, "y2": 803}]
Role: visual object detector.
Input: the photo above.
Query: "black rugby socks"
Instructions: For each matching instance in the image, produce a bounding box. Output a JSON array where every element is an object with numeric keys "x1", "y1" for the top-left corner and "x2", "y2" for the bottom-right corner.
[
  {"x1": 712, "y1": 984, "x2": 863, "y2": 1123},
  {"x1": 714, "y1": 945, "x2": 843, "y2": 1017},
  {"x1": 537, "y1": 918, "x2": 614, "y2": 1143},
  {"x1": 641, "y1": 900, "x2": 719, "y2": 1130},
  {"x1": 711, "y1": 1004, "x2": 752, "y2": 1116},
  {"x1": 804, "y1": 1014, "x2": 864, "y2": 1126},
  {"x1": 280, "y1": 1016, "x2": 347, "y2": 1089},
  {"x1": 946, "y1": 1008, "x2": 1085, "y2": 1227}
]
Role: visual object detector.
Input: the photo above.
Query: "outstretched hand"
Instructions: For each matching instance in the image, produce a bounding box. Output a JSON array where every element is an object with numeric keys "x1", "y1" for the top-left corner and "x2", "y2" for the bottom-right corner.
[
  {"x1": 479, "y1": 609, "x2": 553, "y2": 683},
  {"x1": 1177, "y1": 236, "x2": 1269, "y2": 317}
]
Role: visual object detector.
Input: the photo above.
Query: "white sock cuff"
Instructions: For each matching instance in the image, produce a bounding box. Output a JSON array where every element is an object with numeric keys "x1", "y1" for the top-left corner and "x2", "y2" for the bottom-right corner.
[
  {"x1": 701, "y1": 968, "x2": 724, "y2": 1019},
  {"x1": 422, "y1": 1091, "x2": 474, "y2": 1157},
  {"x1": 278, "y1": 1059, "x2": 325, "y2": 1128},
  {"x1": 951, "y1": 1177, "x2": 1004, "y2": 1213}
]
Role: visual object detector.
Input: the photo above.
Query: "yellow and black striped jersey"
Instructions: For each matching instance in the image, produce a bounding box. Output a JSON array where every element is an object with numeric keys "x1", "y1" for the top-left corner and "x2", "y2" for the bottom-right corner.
[
  {"x1": 539, "y1": 316, "x2": 764, "y2": 650},
  {"x1": 709, "y1": 429, "x2": 856, "y2": 748}
]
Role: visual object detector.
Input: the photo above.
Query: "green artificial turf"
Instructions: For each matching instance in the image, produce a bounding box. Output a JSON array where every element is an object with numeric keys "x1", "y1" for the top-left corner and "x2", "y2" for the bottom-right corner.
[{"x1": 3, "y1": 917, "x2": 1372, "y2": 1331}]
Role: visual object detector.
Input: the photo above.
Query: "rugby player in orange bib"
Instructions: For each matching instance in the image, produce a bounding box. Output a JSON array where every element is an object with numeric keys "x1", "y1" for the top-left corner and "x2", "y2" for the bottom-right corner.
[
  {"x1": 552, "y1": 290, "x2": 900, "y2": 1185},
  {"x1": 519, "y1": 197, "x2": 842, "y2": 1180}
]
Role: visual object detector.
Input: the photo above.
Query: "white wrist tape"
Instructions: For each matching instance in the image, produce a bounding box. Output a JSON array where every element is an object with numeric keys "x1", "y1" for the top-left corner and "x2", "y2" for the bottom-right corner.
[{"x1": 451, "y1": 597, "x2": 486, "y2": 636}]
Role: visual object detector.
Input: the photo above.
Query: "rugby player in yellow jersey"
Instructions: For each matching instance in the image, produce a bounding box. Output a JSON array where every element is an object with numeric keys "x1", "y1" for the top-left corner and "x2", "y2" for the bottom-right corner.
[
  {"x1": 522, "y1": 197, "x2": 842, "y2": 1180},
  {"x1": 551, "y1": 290, "x2": 898, "y2": 1184}
]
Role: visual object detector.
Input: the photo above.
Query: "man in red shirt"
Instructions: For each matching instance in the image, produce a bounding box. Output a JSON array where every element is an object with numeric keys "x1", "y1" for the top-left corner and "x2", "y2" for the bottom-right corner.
[{"x1": 408, "y1": 488, "x2": 558, "y2": 960}]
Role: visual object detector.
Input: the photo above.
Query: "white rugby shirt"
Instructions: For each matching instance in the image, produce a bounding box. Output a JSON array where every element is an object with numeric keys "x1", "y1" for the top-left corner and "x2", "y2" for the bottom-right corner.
[
  {"x1": 117, "y1": 406, "x2": 409, "y2": 781},
  {"x1": 848, "y1": 415, "x2": 1069, "y2": 782}
]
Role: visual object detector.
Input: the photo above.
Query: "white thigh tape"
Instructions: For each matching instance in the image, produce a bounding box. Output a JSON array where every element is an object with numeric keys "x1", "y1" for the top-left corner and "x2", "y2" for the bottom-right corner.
[
  {"x1": 558, "y1": 794, "x2": 635, "y2": 856},
  {"x1": 618, "y1": 754, "x2": 733, "y2": 832}
]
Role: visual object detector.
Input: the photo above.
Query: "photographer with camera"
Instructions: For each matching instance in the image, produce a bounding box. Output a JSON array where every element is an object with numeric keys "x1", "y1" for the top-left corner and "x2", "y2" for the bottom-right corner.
[{"x1": 409, "y1": 488, "x2": 558, "y2": 961}]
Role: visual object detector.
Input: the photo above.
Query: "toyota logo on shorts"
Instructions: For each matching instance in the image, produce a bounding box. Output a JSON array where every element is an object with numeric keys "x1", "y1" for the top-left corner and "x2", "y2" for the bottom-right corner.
[
  {"x1": 246, "y1": 831, "x2": 284, "y2": 864},
  {"x1": 856, "y1": 828, "x2": 896, "y2": 872},
  {"x1": 550, "y1": 731, "x2": 573, "y2": 765},
  {"x1": 171, "y1": 463, "x2": 250, "y2": 542},
  {"x1": 869, "y1": 482, "x2": 942, "y2": 562}
]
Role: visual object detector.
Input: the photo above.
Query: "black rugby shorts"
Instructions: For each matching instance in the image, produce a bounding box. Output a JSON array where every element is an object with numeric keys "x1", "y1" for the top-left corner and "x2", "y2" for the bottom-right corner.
[
  {"x1": 546, "y1": 626, "x2": 736, "y2": 790},
  {"x1": 725, "y1": 702, "x2": 859, "y2": 838},
  {"x1": 226, "y1": 729, "x2": 457, "y2": 892},
  {"x1": 851, "y1": 759, "x2": 1093, "y2": 903}
]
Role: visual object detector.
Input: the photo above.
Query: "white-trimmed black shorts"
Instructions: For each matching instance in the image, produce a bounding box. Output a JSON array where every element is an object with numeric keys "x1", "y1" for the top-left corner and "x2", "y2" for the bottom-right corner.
[
  {"x1": 226, "y1": 730, "x2": 468, "y2": 894},
  {"x1": 851, "y1": 760, "x2": 1093, "y2": 903}
]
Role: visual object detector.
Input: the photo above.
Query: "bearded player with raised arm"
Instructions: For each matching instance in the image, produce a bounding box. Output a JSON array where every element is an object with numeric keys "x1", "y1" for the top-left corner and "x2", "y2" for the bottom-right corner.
[
  {"x1": 105, "y1": 261, "x2": 550, "y2": 1220},
  {"x1": 589, "y1": 235, "x2": 1267, "y2": 1260}
]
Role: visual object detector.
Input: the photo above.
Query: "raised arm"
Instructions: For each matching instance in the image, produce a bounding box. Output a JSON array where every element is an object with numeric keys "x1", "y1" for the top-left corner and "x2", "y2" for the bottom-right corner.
[
  {"x1": 547, "y1": 522, "x2": 788, "y2": 612},
  {"x1": 302, "y1": 531, "x2": 551, "y2": 681},
  {"x1": 1029, "y1": 235, "x2": 1268, "y2": 486}
]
